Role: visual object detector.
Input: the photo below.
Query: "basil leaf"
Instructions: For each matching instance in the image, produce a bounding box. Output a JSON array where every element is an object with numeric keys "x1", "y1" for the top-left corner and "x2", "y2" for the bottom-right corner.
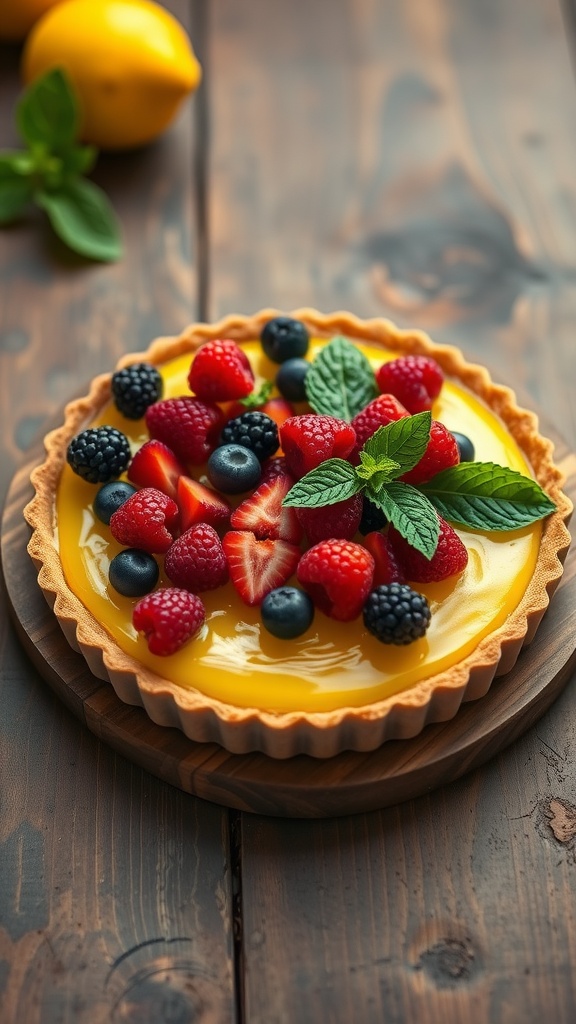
[
  {"x1": 363, "y1": 411, "x2": 431, "y2": 477},
  {"x1": 283, "y1": 459, "x2": 362, "y2": 508},
  {"x1": 370, "y1": 482, "x2": 440, "y2": 559},
  {"x1": 420, "y1": 462, "x2": 556, "y2": 530},
  {"x1": 305, "y1": 335, "x2": 377, "y2": 420},
  {"x1": 17, "y1": 68, "x2": 79, "y2": 151},
  {"x1": 37, "y1": 179, "x2": 123, "y2": 262},
  {"x1": 0, "y1": 163, "x2": 33, "y2": 223},
  {"x1": 60, "y1": 145, "x2": 98, "y2": 179}
]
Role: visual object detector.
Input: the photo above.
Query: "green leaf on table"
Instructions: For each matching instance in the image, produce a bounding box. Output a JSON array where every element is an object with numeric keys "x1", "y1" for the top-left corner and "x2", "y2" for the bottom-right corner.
[
  {"x1": 362, "y1": 411, "x2": 432, "y2": 477},
  {"x1": 283, "y1": 458, "x2": 362, "y2": 508},
  {"x1": 305, "y1": 335, "x2": 377, "y2": 420},
  {"x1": 370, "y1": 482, "x2": 440, "y2": 559},
  {"x1": 37, "y1": 179, "x2": 123, "y2": 262},
  {"x1": 17, "y1": 68, "x2": 79, "y2": 151},
  {"x1": 60, "y1": 144, "x2": 98, "y2": 179},
  {"x1": 420, "y1": 462, "x2": 556, "y2": 530},
  {"x1": 0, "y1": 162, "x2": 33, "y2": 223}
]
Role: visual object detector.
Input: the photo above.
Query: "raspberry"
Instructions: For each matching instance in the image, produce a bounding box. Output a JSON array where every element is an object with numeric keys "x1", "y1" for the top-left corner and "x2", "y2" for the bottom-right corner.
[
  {"x1": 133, "y1": 588, "x2": 206, "y2": 655},
  {"x1": 375, "y1": 355, "x2": 444, "y2": 413},
  {"x1": 363, "y1": 583, "x2": 431, "y2": 644},
  {"x1": 296, "y1": 493, "x2": 363, "y2": 545},
  {"x1": 67, "y1": 425, "x2": 131, "y2": 484},
  {"x1": 111, "y1": 362, "x2": 163, "y2": 419},
  {"x1": 220, "y1": 411, "x2": 279, "y2": 461},
  {"x1": 388, "y1": 515, "x2": 468, "y2": 583},
  {"x1": 145, "y1": 397, "x2": 224, "y2": 466},
  {"x1": 350, "y1": 395, "x2": 409, "y2": 461},
  {"x1": 165, "y1": 523, "x2": 229, "y2": 592},
  {"x1": 188, "y1": 339, "x2": 254, "y2": 402},
  {"x1": 280, "y1": 414, "x2": 357, "y2": 480},
  {"x1": 296, "y1": 539, "x2": 374, "y2": 621},
  {"x1": 400, "y1": 420, "x2": 460, "y2": 485},
  {"x1": 260, "y1": 455, "x2": 289, "y2": 484},
  {"x1": 109, "y1": 487, "x2": 179, "y2": 554}
]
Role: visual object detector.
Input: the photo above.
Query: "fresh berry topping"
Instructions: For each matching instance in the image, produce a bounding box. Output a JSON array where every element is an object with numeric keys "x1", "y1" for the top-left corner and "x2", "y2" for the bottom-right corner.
[
  {"x1": 220, "y1": 411, "x2": 279, "y2": 462},
  {"x1": 133, "y1": 588, "x2": 205, "y2": 656},
  {"x1": 363, "y1": 583, "x2": 431, "y2": 645},
  {"x1": 222, "y1": 532, "x2": 301, "y2": 606},
  {"x1": 207, "y1": 444, "x2": 262, "y2": 494},
  {"x1": 67, "y1": 426, "x2": 131, "y2": 484},
  {"x1": 358, "y1": 495, "x2": 388, "y2": 536},
  {"x1": 108, "y1": 548, "x2": 160, "y2": 597},
  {"x1": 280, "y1": 414, "x2": 357, "y2": 480},
  {"x1": 260, "y1": 455, "x2": 289, "y2": 484},
  {"x1": 94, "y1": 481, "x2": 137, "y2": 525},
  {"x1": 375, "y1": 355, "x2": 444, "y2": 414},
  {"x1": 176, "y1": 475, "x2": 231, "y2": 532},
  {"x1": 111, "y1": 362, "x2": 163, "y2": 419},
  {"x1": 400, "y1": 420, "x2": 460, "y2": 485},
  {"x1": 188, "y1": 339, "x2": 254, "y2": 402},
  {"x1": 296, "y1": 493, "x2": 363, "y2": 545},
  {"x1": 259, "y1": 396, "x2": 295, "y2": 435},
  {"x1": 109, "y1": 487, "x2": 179, "y2": 554},
  {"x1": 451, "y1": 431, "x2": 475, "y2": 462},
  {"x1": 388, "y1": 515, "x2": 468, "y2": 583},
  {"x1": 350, "y1": 394, "x2": 409, "y2": 460},
  {"x1": 145, "y1": 397, "x2": 224, "y2": 466},
  {"x1": 362, "y1": 532, "x2": 406, "y2": 586},
  {"x1": 260, "y1": 316, "x2": 309, "y2": 363},
  {"x1": 165, "y1": 524, "x2": 229, "y2": 592},
  {"x1": 296, "y1": 539, "x2": 375, "y2": 621},
  {"x1": 127, "y1": 439, "x2": 186, "y2": 500},
  {"x1": 261, "y1": 586, "x2": 315, "y2": 639},
  {"x1": 275, "y1": 358, "x2": 310, "y2": 402},
  {"x1": 230, "y1": 475, "x2": 303, "y2": 543}
]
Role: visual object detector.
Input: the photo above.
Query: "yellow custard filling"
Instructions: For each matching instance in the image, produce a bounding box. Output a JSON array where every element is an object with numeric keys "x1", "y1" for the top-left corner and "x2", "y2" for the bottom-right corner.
[{"x1": 56, "y1": 339, "x2": 541, "y2": 713}]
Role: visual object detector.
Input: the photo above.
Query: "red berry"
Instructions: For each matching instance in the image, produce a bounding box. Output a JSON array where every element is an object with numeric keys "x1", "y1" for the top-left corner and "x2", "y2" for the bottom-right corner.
[
  {"x1": 376, "y1": 355, "x2": 444, "y2": 413},
  {"x1": 362, "y1": 532, "x2": 406, "y2": 586},
  {"x1": 109, "y1": 487, "x2": 179, "y2": 554},
  {"x1": 133, "y1": 587, "x2": 205, "y2": 655},
  {"x1": 297, "y1": 539, "x2": 374, "y2": 621},
  {"x1": 297, "y1": 493, "x2": 363, "y2": 545},
  {"x1": 388, "y1": 515, "x2": 468, "y2": 583},
  {"x1": 401, "y1": 420, "x2": 460, "y2": 484},
  {"x1": 280, "y1": 414, "x2": 357, "y2": 480},
  {"x1": 222, "y1": 531, "x2": 301, "y2": 605},
  {"x1": 230, "y1": 475, "x2": 303, "y2": 544},
  {"x1": 127, "y1": 439, "x2": 186, "y2": 500},
  {"x1": 260, "y1": 455, "x2": 289, "y2": 484},
  {"x1": 350, "y1": 394, "x2": 409, "y2": 460},
  {"x1": 165, "y1": 523, "x2": 229, "y2": 592},
  {"x1": 145, "y1": 397, "x2": 225, "y2": 466},
  {"x1": 176, "y1": 475, "x2": 231, "y2": 532},
  {"x1": 188, "y1": 339, "x2": 254, "y2": 402}
]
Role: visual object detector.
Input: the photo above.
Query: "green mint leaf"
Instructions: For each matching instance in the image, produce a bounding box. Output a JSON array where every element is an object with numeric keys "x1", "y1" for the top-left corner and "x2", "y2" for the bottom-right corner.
[
  {"x1": 240, "y1": 380, "x2": 274, "y2": 408},
  {"x1": 0, "y1": 163, "x2": 33, "y2": 223},
  {"x1": 283, "y1": 459, "x2": 362, "y2": 508},
  {"x1": 420, "y1": 462, "x2": 556, "y2": 530},
  {"x1": 362, "y1": 412, "x2": 431, "y2": 477},
  {"x1": 60, "y1": 145, "x2": 98, "y2": 179},
  {"x1": 371, "y1": 482, "x2": 440, "y2": 559},
  {"x1": 17, "y1": 68, "x2": 79, "y2": 151},
  {"x1": 305, "y1": 335, "x2": 377, "y2": 420},
  {"x1": 37, "y1": 179, "x2": 123, "y2": 262},
  {"x1": 356, "y1": 450, "x2": 401, "y2": 483}
]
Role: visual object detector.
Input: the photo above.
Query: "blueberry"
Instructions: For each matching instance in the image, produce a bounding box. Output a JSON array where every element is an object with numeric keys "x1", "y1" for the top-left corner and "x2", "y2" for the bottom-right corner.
[
  {"x1": 94, "y1": 481, "x2": 137, "y2": 525},
  {"x1": 207, "y1": 444, "x2": 262, "y2": 494},
  {"x1": 260, "y1": 316, "x2": 309, "y2": 363},
  {"x1": 108, "y1": 549, "x2": 159, "y2": 597},
  {"x1": 261, "y1": 586, "x2": 315, "y2": 639},
  {"x1": 451, "y1": 431, "x2": 475, "y2": 462},
  {"x1": 275, "y1": 358, "x2": 310, "y2": 402}
]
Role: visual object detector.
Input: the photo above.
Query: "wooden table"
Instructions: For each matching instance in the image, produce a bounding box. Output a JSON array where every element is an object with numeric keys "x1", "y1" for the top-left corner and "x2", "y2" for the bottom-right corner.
[{"x1": 2, "y1": 1, "x2": 576, "y2": 1020}]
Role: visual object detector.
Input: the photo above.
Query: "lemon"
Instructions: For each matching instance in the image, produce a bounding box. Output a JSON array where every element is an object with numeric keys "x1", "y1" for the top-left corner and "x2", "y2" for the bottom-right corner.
[
  {"x1": 0, "y1": 0, "x2": 64, "y2": 41},
  {"x1": 21, "y1": 0, "x2": 202, "y2": 150}
]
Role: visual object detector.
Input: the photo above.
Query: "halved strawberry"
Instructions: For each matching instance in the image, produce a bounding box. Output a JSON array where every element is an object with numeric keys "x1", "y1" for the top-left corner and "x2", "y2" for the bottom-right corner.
[
  {"x1": 230, "y1": 475, "x2": 303, "y2": 543},
  {"x1": 362, "y1": 532, "x2": 406, "y2": 586},
  {"x1": 177, "y1": 475, "x2": 231, "y2": 532},
  {"x1": 128, "y1": 439, "x2": 186, "y2": 501},
  {"x1": 222, "y1": 531, "x2": 301, "y2": 605}
]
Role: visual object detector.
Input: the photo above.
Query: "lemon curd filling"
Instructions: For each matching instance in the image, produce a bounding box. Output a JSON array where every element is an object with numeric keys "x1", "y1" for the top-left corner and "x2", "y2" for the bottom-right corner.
[{"x1": 56, "y1": 338, "x2": 541, "y2": 713}]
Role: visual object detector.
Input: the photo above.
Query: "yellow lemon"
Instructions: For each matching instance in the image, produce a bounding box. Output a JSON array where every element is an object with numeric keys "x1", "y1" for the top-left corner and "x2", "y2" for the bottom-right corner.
[
  {"x1": 0, "y1": 0, "x2": 64, "y2": 41},
  {"x1": 21, "y1": 0, "x2": 202, "y2": 149}
]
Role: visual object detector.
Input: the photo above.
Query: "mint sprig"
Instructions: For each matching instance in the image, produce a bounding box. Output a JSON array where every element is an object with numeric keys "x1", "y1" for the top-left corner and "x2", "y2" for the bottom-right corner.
[
  {"x1": 420, "y1": 462, "x2": 557, "y2": 530},
  {"x1": 304, "y1": 335, "x2": 377, "y2": 420},
  {"x1": 0, "y1": 68, "x2": 122, "y2": 263}
]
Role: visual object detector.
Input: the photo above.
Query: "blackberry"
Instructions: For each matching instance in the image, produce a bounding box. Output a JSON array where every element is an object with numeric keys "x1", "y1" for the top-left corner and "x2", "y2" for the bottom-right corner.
[
  {"x1": 67, "y1": 426, "x2": 131, "y2": 484},
  {"x1": 363, "y1": 583, "x2": 431, "y2": 645},
  {"x1": 359, "y1": 496, "x2": 388, "y2": 536},
  {"x1": 111, "y1": 362, "x2": 163, "y2": 419},
  {"x1": 220, "y1": 411, "x2": 279, "y2": 461}
]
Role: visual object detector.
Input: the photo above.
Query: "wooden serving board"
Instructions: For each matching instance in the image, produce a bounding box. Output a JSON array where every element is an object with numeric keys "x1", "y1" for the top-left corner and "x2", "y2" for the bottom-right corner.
[{"x1": 2, "y1": 429, "x2": 575, "y2": 819}]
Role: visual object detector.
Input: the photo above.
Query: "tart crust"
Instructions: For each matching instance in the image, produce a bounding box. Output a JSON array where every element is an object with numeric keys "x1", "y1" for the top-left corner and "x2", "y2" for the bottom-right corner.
[{"x1": 24, "y1": 310, "x2": 573, "y2": 758}]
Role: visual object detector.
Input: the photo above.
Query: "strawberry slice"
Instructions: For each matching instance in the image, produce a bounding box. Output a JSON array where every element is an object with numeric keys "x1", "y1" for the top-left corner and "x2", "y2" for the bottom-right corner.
[
  {"x1": 230, "y1": 475, "x2": 303, "y2": 543},
  {"x1": 177, "y1": 475, "x2": 231, "y2": 532},
  {"x1": 222, "y1": 531, "x2": 301, "y2": 605},
  {"x1": 128, "y1": 439, "x2": 186, "y2": 501},
  {"x1": 362, "y1": 532, "x2": 406, "y2": 586}
]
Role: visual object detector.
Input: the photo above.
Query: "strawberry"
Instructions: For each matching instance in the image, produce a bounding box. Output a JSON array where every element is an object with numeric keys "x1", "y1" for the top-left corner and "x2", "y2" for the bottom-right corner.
[
  {"x1": 376, "y1": 355, "x2": 444, "y2": 413},
  {"x1": 133, "y1": 588, "x2": 206, "y2": 656},
  {"x1": 350, "y1": 394, "x2": 409, "y2": 461},
  {"x1": 145, "y1": 397, "x2": 225, "y2": 466},
  {"x1": 260, "y1": 455, "x2": 289, "y2": 484},
  {"x1": 188, "y1": 339, "x2": 254, "y2": 402},
  {"x1": 230, "y1": 475, "x2": 303, "y2": 543},
  {"x1": 127, "y1": 439, "x2": 186, "y2": 501},
  {"x1": 280, "y1": 414, "x2": 357, "y2": 480},
  {"x1": 176, "y1": 475, "x2": 231, "y2": 532},
  {"x1": 296, "y1": 493, "x2": 363, "y2": 545},
  {"x1": 222, "y1": 531, "x2": 301, "y2": 605},
  {"x1": 400, "y1": 421, "x2": 460, "y2": 485},
  {"x1": 388, "y1": 515, "x2": 468, "y2": 582},
  {"x1": 297, "y1": 539, "x2": 375, "y2": 621},
  {"x1": 165, "y1": 524, "x2": 229, "y2": 592},
  {"x1": 362, "y1": 532, "x2": 406, "y2": 586},
  {"x1": 109, "y1": 487, "x2": 179, "y2": 554}
]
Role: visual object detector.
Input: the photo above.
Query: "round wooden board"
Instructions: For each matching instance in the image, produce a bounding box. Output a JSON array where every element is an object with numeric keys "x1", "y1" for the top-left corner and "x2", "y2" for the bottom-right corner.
[{"x1": 2, "y1": 427, "x2": 576, "y2": 819}]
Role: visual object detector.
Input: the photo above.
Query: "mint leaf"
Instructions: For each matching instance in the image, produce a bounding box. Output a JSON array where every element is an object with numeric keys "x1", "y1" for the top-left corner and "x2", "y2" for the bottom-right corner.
[
  {"x1": 241, "y1": 380, "x2": 274, "y2": 408},
  {"x1": 283, "y1": 459, "x2": 362, "y2": 508},
  {"x1": 363, "y1": 412, "x2": 431, "y2": 477},
  {"x1": 0, "y1": 162, "x2": 33, "y2": 223},
  {"x1": 17, "y1": 68, "x2": 78, "y2": 151},
  {"x1": 420, "y1": 462, "x2": 556, "y2": 530},
  {"x1": 370, "y1": 482, "x2": 440, "y2": 559},
  {"x1": 37, "y1": 179, "x2": 123, "y2": 262},
  {"x1": 305, "y1": 335, "x2": 377, "y2": 420},
  {"x1": 60, "y1": 145, "x2": 98, "y2": 179}
]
